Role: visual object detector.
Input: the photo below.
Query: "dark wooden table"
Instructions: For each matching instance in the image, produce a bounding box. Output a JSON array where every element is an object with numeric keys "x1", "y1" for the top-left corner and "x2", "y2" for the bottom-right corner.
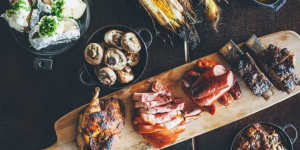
[{"x1": 0, "y1": 0, "x2": 300, "y2": 150}]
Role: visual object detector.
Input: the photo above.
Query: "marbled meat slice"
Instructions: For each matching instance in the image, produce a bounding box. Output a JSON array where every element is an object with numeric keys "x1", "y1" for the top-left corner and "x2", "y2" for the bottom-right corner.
[
  {"x1": 140, "y1": 109, "x2": 181, "y2": 125},
  {"x1": 139, "y1": 99, "x2": 184, "y2": 114},
  {"x1": 134, "y1": 95, "x2": 173, "y2": 108}
]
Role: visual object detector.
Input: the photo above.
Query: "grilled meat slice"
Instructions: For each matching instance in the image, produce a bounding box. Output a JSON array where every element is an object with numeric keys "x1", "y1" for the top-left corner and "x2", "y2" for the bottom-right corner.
[
  {"x1": 246, "y1": 35, "x2": 299, "y2": 93},
  {"x1": 140, "y1": 110, "x2": 181, "y2": 125},
  {"x1": 142, "y1": 124, "x2": 185, "y2": 148},
  {"x1": 151, "y1": 81, "x2": 171, "y2": 96},
  {"x1": 133, "y1": 92, "x2": 170, "y2": 102},
  {"x1": 191, "y1": 71, "x2": 234, "y2": 99},
  {"x1": 139, "y1": 99, "x2": 184, "y2": 114},
  {"x1": 192, "y1": 71, "x2": 234, "y2": 106},
  {"x1": 228, "y1": 81, "x2": 242, "y2": 100},
  {"x1": 220, "y1": 41, "x2": 273, "y2": 99},
  {"x1": 183, "y1": 59, "x2": 241, "y2": 116},
  {"x1": 77, "y1": 88, "x2": 124, "y2": 150},
  {"x1": 136, "y1": 115, "x2": 184, "y2": 133},
  {"x1": 134, "y1": 95, "x2": 173, "y2": 108}
]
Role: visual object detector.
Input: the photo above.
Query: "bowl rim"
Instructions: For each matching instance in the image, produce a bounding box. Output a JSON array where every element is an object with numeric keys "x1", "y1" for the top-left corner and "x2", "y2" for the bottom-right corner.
[
  {"x1": 230, "y1": 122, "x2": 294, "y2": 150},
  {"x1": 253, "y1": 0, "x2": 280, "y2": 6}
]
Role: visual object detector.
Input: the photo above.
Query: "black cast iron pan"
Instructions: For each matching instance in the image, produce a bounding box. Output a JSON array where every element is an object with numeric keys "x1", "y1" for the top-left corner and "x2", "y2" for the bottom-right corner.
[
  {"x1": 231, "y1": 122, "x2": 298, "y2": 150},
  {"x1": 9, "y1": 0, "x2": 92, "y2": 70},
  {"x1": 79, "y1": 24, "x2": 152, "y2": 90},
  {"x1": 251, "y1": 0, "x2": 286, "y2": 11}
]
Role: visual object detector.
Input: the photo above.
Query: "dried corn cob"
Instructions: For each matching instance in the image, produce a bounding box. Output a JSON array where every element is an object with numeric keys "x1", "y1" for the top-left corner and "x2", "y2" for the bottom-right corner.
[{"x1": 202, "y1": 0, "x2": 220, "y2": 31}]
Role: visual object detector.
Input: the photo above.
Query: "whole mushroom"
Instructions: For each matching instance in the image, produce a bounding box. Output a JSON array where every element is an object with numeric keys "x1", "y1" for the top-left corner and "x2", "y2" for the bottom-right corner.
[
  {"x1": 121, "y1": 32, "x2": 141, "y2": 53},
  {"x1": 104, "y1": 29, "x2": 124, "y2": 49},
  {"x1": 84, "y1": 43, "x2": 104, "y2": 65},
  {"x1": 94, "y1": 67, "x2": 117, "y2": 86},
  {"x1": 104, "y1": 48, "x2": 127, "y2": 71},
  {"x1": 126, "y1": 52, "x2": 140, "y2": 67},
  {"x1": 117, "y1": 66, "x2": 135, "y2": 84}
]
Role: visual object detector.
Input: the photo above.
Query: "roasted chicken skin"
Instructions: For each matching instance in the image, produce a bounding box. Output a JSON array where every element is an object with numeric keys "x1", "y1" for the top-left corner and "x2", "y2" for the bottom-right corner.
[{"x1": 77, "y1": 87, "x2": 124, "y2": 150}]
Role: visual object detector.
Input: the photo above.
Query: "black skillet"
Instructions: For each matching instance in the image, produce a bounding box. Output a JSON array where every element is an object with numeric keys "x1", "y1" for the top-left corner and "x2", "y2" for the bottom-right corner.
[
  {"x1": 79, "y1": 25, "x2": 152, "y2": 90},
  {"x1": 9, "y1": 0, "x2": 92, "y2": 70},
  {"x1": 251, "y1": 0, "x2": 287, "y2": 11},
  {"x1": 231, "y1": 122, "x2": 298, "y2": 150}
]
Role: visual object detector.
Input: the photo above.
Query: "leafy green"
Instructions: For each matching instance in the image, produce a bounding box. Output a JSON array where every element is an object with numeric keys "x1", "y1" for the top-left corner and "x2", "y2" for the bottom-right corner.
[
  {"x1": 39, "y1": 16, "x2": 58, "y2": 37},
  {"x1": 6, "y1": 0, "x2": 31, "y2": 16},
  {"x1": 51, "y1": 0, "x2": 65, "y2": 18}
]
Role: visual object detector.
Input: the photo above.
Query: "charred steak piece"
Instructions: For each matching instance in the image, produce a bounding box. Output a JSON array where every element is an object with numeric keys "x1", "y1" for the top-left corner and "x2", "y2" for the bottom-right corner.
[
  {"x1": 246, "y1": 35, "x2": 299, "y2": 93},
  {"x1": 219, "y1": 40, "x2": 273, "y2": 99},
  {"x1": 77, "y1": 88, "x2": 124, "y2": 150}
]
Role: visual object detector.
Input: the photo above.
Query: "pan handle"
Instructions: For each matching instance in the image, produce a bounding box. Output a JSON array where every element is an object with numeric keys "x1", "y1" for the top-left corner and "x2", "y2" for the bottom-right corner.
[
  {"x1": 272, "y1": 0, "x2": 287, "y2": 12},
  {"x1": 33, "y1": 57, "x2": 53, "y2": 71},
  {"x1": 283, "y1": 124, "x2": 298, "y2": 144},
  {"x1": 79, "y1": 65, "x2": 98, "y2": 86},
  {"x1": 135, "y1": 27, "x2": 153, "y2": 49}
]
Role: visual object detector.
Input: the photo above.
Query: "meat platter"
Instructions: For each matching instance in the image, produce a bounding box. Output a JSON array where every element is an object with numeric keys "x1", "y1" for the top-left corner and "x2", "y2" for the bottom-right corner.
[{"x1": 44, "y1": 31, "x2": 300, "y2": 150}]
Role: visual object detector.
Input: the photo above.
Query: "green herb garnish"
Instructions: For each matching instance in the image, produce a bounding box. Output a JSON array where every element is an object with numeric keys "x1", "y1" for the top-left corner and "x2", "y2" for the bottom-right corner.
[
  {"x1": 51, "y1": 0, "x2": 64, "y2": 18},
  {"x1": 39, "y1": 16, "x2": 58, "y2": 37},
  {"x1": 6, "y1": 0, "x2": 31, "y2": 16}
]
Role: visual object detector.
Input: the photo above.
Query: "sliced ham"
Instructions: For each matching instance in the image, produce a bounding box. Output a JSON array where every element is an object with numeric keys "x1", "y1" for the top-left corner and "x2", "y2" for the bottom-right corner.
[
  {"x1": 133, "y1": 92, "x2": 171, "y2": 103},
  {"x1": 137, "y1": 115, "x2": 184, "y2": 134},
  {"x1": 139, "y1": 99, "x2": 184, "y2": 114},
  {"x1": 151, "y1": 81, "x2": 171, "y2": 96},
  {"x1": 133, "y1": 81, "x2": 186, "y2": 148},
  {"x1": 140, "y1": 110, "x2": 180, "y2": 125},
  {"x1": 134, "y1": 96, "x2": 173, "y2": 108},
  {"x1": 161, "y1": 115, "x2": 184, "y2": 129},
  {"x1": 142, "y1": 124, "x2": 185, "y2": 148}
]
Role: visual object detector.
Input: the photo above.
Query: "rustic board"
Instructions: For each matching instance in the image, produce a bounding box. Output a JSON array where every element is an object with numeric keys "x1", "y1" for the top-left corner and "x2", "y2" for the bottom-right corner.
[{"x1": 44, "y1": 31, "x2": 300, "y2": 150}]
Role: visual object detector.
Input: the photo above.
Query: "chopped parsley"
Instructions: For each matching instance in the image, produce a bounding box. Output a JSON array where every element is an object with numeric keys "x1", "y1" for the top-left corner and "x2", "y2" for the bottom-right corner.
[
  {"x1": 6, "y1": 0, "x2": 31, "y2": 16},
  {"x1": 51, "y1": 0, "x2": 64, "y2": 18},
  {"x1": 39, "y1": 16, "x2": 58, "y2": 37}
]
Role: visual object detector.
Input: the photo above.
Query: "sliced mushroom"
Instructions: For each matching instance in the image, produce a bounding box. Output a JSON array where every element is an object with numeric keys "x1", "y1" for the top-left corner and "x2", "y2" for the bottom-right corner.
[
  {"x1": 117, "y1": 66, "x2": 135, "y2": 84},
  {"x1": 121, "y1": 32, "x2": 141, "y2": 53},
  {"x1": 94, "y1": 67, "x2": 117, "y2": 86},
  {"x1": 84, "y1": 43, "x2": 104, "y2": 65},
  {"x1": 126, "y1": 52, "x2": 140, "y2": 67},
  {"x1": 104, "y1": 48, "x2": 127, "y2": 71},
  {"x1": 104, "y1": 29, "x2": 124, "y2": 49}
]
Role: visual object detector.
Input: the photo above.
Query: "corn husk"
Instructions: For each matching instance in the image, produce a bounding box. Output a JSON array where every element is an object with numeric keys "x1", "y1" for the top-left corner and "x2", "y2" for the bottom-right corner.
[{"x1": 137, "y1": 0, "x2": 227, "y2": 48}]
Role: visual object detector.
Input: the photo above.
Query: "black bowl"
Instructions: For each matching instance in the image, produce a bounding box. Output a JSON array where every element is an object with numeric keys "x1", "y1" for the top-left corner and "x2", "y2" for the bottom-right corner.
[
  {"x1": 9, "y1": 0, "x2": 92, "y2": 70},
  {"x1": 251, "y1": 0, "x2": 287, "y2": 11},
  {"x1": 231, "y1": 122, "x2": 298, "y2": 150},
  {"x1": 79, "y1": 25, "x2": 152, "y2": 90}
]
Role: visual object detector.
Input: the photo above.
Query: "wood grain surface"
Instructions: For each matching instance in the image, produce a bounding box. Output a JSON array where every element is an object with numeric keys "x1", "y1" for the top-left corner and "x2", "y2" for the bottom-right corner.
[{"x1": 44, "y1": 31, "x2": 300, "y2": 150}]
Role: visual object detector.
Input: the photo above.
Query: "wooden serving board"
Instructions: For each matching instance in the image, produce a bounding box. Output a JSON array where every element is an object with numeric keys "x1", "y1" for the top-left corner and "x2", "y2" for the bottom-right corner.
[{"x1": 45, "y1": 31, "x2": 300, "y2": 150}]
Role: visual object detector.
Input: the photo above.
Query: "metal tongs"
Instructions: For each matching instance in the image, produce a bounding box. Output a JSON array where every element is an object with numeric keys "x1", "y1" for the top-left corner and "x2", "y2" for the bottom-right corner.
[
  {"x1": 183, "y1": 38, "x2": 196, "y2": 150},
  {"x1": 184, "y1": 39, "x2": 191, "y2": 63}
]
